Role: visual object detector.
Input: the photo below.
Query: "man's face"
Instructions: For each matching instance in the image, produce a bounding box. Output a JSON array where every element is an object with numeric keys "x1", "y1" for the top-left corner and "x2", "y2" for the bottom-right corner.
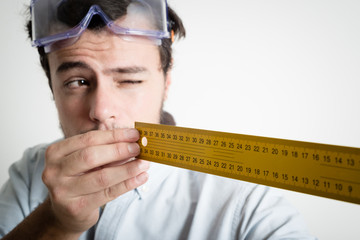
[{"x1": 48, "y1": 29, "x2": 171, "y2": 138}]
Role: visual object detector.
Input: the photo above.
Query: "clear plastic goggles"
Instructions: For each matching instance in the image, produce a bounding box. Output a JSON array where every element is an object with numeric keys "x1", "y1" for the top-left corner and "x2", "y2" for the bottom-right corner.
[{"x1": 30, "y1": 0, "x2": 170, "y2": 52}]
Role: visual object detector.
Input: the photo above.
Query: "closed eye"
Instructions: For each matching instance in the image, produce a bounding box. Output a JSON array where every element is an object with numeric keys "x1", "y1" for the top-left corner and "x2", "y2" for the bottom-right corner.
[{"x1": 119, "y1": 80, "x2": 143, "y2": 85}]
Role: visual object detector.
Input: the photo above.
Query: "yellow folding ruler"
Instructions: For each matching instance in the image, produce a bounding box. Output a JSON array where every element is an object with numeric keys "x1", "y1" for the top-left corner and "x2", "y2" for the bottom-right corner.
[{"x1": 135, "y1": 122, "x2": 360, "y2": 204}]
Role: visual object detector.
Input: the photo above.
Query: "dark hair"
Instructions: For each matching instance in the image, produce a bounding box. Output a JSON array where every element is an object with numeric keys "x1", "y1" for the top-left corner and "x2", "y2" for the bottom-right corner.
[{"x1": 26, "y1": 0, "x2": 185, "y2": 91}]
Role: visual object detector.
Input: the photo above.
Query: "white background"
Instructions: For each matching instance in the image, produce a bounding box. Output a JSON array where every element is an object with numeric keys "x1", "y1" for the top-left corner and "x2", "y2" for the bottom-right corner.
[{"x1": 1, "y1": 0, "x2": 359, "y2": 239}]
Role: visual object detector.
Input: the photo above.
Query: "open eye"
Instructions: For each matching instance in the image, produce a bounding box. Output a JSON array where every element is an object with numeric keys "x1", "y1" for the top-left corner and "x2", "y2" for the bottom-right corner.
[{"x1": 65, "y1": 79, "x2": 90, "y2": 89}]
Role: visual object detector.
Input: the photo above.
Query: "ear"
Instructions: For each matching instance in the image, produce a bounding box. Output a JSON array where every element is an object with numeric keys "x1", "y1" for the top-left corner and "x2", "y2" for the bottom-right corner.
[{"x1": 164, "y1": 71, "x2": 172, "y2": 101}]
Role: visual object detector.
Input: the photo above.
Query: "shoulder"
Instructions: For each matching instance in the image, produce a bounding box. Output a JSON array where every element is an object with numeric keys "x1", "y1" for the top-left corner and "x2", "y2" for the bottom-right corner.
[
  {"x1": 10, "y1": 143, "x2": 50, "y2": 181},
  {"x1": 0, "y1": 142, "x2": 56, "y2": 236},
  {"x1": 7, "y1": 140, "x2": 62, "y2": 205},
  {"x1": 11, "y1": 139, "x2": 63, "y2": 175}
]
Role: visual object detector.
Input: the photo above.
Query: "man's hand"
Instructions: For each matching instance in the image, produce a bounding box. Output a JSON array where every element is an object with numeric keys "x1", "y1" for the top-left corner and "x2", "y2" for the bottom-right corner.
[{"x1": 42, "y1": 128, "x2": 149, "y2": 236}]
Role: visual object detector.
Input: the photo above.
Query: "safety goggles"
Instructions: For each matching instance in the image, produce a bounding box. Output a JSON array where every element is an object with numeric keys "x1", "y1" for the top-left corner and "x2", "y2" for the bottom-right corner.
[{"x1": 30, "y1": 0, "x2": 170, "y2": 52}]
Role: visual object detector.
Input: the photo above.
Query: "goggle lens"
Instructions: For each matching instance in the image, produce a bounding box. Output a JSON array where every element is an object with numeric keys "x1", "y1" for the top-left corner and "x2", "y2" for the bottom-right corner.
[{"x1": 30, "y1": 0, "x2": 170, "y2": 52}]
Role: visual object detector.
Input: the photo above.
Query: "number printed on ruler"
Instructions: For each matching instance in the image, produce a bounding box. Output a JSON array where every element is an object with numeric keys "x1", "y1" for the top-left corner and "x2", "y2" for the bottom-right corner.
[{"x1": 135, "y1": 122, "x2": 360, "y2": 205}]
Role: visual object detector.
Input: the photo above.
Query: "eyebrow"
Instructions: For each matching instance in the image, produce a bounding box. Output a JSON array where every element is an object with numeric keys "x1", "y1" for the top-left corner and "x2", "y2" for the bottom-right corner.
[
  {"x1": 56, "y1": 61, "x2": 148, "y2": 75},
  {"x1": 56, "y1": 61, "x2": 92, "y2": 74},
  {"x1": 105, "y1": 66, "x2": 148, "y2": 75}
]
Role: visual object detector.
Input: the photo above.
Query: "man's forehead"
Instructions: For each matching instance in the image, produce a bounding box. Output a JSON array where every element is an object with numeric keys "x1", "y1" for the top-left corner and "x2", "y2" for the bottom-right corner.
[
  {"x1": 50, "y1": 28, "x2": 158, "y2": 57},
  {"x1": 48, "y1": 30, "x2": 161, "y2": 76},
  {"x1": 66, "y1": 29, "x2": 121, "y2": 50}
]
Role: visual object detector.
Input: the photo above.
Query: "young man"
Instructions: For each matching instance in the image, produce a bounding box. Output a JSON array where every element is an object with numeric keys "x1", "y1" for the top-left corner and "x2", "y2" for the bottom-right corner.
[{"x1": 0, "y1": 0, "x2": 316, "y2": 239}]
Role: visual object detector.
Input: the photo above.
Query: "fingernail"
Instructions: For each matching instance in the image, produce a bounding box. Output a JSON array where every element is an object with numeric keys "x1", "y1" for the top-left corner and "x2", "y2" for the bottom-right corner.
[
  {"x1": 125, "y1": 129, "x2": 139, "y2": 140},
  {"x1": 136, "y1": 172, "x2": 149, "y2": 183},
  {"x1": 128, "y1": 143, "x2": 140, "y2": 154}
]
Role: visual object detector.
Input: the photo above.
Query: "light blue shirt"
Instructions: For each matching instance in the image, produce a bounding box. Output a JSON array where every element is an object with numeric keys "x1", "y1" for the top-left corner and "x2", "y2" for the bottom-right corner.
[{"x1": 0, "y1": 143, "x2": 316, "y2": 239}]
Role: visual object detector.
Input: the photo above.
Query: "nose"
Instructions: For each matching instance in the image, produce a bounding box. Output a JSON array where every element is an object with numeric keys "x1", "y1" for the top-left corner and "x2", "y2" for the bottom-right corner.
[{"x1": 89, "y1": 83, "x2": 119, "y2": 129}]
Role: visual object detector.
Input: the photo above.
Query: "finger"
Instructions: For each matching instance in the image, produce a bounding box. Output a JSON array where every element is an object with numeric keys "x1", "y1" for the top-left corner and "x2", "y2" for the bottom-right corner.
[
  {"x1": 66, "y1": 159, "x2": 150, "y2": 197},
  {"x1": 62, "y1": 142, "x2": 141, "y2": 175},
  {"x1": 47, "y1": 128, "x2": 140, "y2": 159},
  {"x1": 81, "y1": 171, "x2": 149, "y2": 210}
]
